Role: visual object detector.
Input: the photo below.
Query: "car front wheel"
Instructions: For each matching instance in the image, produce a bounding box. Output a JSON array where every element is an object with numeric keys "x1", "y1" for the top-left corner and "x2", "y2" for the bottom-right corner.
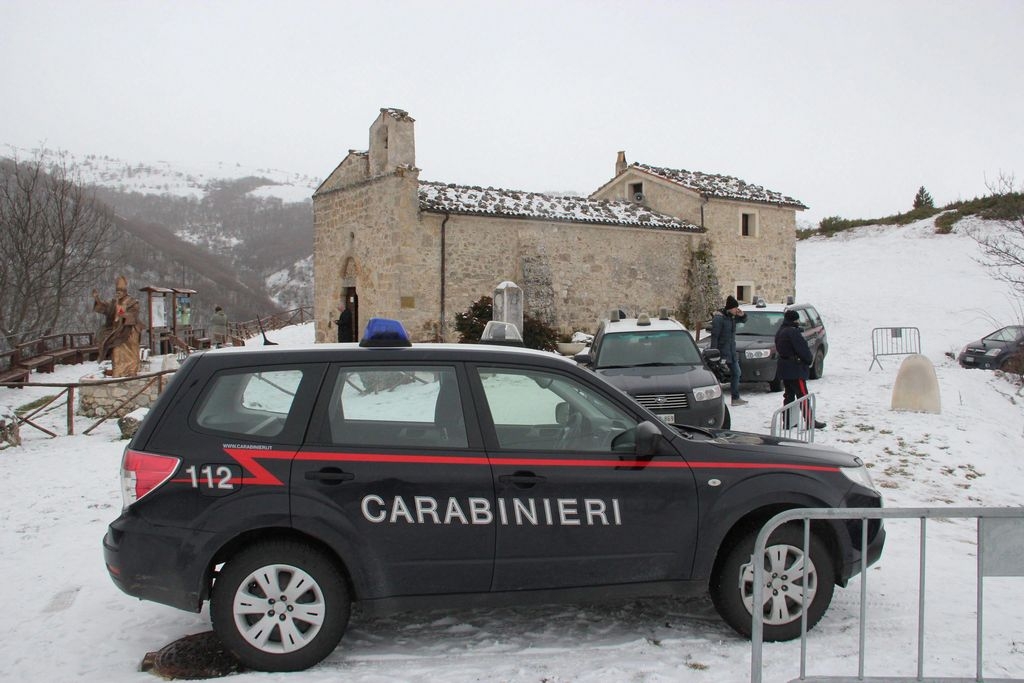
[
  {"x1": 710, "y1": 523, "x2": 836, "y2": 641},
  {"x1": 211, "y1": 540, "x2": 349, "y2": 672}
]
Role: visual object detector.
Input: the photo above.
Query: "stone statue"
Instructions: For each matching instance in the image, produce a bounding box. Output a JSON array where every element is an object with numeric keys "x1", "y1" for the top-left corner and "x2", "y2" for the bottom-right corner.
[{"x1": 93, "y1": 275, "x2": 144, "y2": 377}]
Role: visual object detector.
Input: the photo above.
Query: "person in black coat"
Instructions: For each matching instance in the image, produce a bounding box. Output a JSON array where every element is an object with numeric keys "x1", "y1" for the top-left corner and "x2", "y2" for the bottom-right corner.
[
  {"x1": 775, "y1": 309, "x2": 826, "y2": 429},
  {"x1": 335, "y1": 301, "x2": 353, "y2": 343}
]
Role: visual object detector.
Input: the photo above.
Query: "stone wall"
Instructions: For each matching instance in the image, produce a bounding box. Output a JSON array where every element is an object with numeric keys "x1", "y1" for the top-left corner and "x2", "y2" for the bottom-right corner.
[
  {"x1": 313, "y1": 168, "x2": 429, "y2": 342},
  {"x1": 420, "y1": 213, "x2": 695, "y2": 339},
  {"x1": 78, "y1": 374, "x2": 164, "y2": 418},
  {"x1": 592, "y1": 173, "x2": 797, "y2": 304}
]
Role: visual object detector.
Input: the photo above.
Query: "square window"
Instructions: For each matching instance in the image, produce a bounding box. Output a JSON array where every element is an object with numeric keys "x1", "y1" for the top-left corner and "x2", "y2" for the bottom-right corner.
[
  {"x1": 741, "y1": 212, "x2": 757, "y2": 237},
  {"x1": 629, "y1": 182, "x2": 644, "y2": 202}
]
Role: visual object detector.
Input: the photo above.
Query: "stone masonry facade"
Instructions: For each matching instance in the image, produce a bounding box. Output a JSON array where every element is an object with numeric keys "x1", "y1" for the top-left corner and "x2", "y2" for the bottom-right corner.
[{"x1": 313, "y1": 108, "x2": 805, "y2": 343}]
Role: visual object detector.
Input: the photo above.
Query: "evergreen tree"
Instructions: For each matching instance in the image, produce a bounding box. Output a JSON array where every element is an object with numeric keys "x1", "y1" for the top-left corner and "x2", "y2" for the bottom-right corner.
[
  {"x1": 679, "y1": 239, "x2": 721, "y2": 339},
  {"x1": 913, "y1": 186, "x2": 934, "y2": 209}
]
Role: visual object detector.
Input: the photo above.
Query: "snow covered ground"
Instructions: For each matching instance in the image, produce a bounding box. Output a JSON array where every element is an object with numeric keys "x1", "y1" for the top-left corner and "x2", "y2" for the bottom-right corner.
[{"x1": 2, "y1": 217, "x2": 1023, "y2": 682}]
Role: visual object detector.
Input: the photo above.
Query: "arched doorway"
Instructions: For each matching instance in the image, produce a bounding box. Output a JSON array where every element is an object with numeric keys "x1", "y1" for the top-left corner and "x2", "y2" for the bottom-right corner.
[{"x1": 338, "y1": 258, "x2": 358, "y2": 342}]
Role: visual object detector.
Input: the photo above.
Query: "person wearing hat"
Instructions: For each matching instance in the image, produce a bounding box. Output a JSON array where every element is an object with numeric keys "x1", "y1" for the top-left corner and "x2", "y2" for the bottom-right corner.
[
  {"x1": 710, "y1": 294, "x2": 747, "y2": 406},
  {"x1": 775, "y1": 308, "x2": 826, "y2": 429}
]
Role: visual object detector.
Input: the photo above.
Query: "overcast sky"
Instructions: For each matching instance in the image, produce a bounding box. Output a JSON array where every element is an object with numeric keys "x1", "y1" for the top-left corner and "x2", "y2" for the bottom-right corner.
[{"x1": 3, "y1": 0, "x2": 1022, "y2": 224}]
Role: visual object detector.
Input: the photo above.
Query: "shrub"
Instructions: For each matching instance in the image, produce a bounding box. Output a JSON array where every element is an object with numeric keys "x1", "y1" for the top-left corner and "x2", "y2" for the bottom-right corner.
[
  {"x1": 453, "y1": 295, "x2": 559, "y2": 351},
  {"x1": 453, "y1": 296, "x2": 492, "y2": 343}
]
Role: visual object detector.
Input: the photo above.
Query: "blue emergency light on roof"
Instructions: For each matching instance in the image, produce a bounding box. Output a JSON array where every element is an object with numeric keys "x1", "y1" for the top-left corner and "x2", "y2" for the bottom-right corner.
[{"x1": 359, "y1": 318, "x2": 412, "y2": 347}]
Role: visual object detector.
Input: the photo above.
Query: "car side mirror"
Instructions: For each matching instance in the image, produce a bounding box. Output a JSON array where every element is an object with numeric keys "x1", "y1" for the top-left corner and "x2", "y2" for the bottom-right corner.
[
  {"x1": 555, "y1": 401, "x2": 569, "y2": 425},
  {"x1": 611, "y1": 420, "x2": 664, "y2": 455},
  {"x1": 702, "y1": 348, "x2": 721, "y2": 363},
  {"x1": 573, "y1": 351, "x2": 593, "y2": 365},
  {"x1": 634, "y1": 420, "x2": 664, "y2": 456}
]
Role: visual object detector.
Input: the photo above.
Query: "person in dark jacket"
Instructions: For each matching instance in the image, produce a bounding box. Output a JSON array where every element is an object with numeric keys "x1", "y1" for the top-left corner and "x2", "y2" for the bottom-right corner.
[
  {"x1": 710, "y1": 295, "x2": 747, "y2": 406},
  {"x1": 775, "y1": 309, "x2": 826, "y2": 429},
  {"x1": 334, "y1": 301, "x2": 354, "y2": 343}
]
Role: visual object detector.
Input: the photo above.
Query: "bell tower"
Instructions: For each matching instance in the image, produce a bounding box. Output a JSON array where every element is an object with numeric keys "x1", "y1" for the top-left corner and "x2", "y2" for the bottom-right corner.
[{"x1": 369, "y1": 108, "x2": 416, "y2": 176}]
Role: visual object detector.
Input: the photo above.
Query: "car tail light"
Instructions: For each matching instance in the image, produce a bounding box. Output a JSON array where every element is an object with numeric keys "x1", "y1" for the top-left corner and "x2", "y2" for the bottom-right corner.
[{"x1": 120, "y1": 448, "x2": 180, "y2": 508}]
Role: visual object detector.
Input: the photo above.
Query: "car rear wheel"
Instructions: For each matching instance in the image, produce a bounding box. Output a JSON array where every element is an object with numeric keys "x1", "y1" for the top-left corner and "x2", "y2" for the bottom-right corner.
[
  {"x1": 810, "y1": 350, "x2": 825, "y2": 379},
  {"x1": 710, "y1": 523, "x2": 836, "y2": 641},
  {"x1": 211, "y1": 540, "x2": 349, "y2": 672}
]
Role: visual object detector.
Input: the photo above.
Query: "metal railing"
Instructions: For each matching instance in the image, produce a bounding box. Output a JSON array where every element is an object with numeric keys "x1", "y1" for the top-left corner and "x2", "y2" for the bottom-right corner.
[
  {"x1": 770, "y1": 393, "x2": 817, "y2": 442},
  {"x1": 869, "y1": 326, "x2": 922, "y2": 370},
  {"x1": 750, "y1": 507, "x2": 1024, "y2": 683}
]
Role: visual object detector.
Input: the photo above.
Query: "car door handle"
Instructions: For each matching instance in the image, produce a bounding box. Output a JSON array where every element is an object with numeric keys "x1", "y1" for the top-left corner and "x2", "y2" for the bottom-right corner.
[
  {"x1": 305, "y1": 468, "x2": 355, "y2": 484},
  {"x1": 499, "y1": 472, "x2": 546, "y2": 486}
]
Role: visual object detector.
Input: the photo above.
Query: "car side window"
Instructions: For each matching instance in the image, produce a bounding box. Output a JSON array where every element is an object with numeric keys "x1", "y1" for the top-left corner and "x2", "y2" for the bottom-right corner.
[
  {"x1": 475, "y1": 366, "x2": 637, "y2": 452},
  {"x1": 195, "y1": 368, "x2": 305, "y2": 438},
  {"x1": 797, "y1": 310, "x2": 813, "y2": 329},
  {"x1": 325, "y1": 365, "x2": 467, "y2": 448}
]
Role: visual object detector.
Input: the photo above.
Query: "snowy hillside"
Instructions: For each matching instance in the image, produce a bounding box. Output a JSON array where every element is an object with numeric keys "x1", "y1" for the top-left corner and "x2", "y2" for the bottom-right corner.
[
  {"x1": 1, "y1": 144, "x2": 317, "y2": 311},
  {"x1": 1, "y1": 217, "x2": 1023, "y2": 682},
  {"x1": 2, "y1": 143, "x2": 319, "y2": 203}
]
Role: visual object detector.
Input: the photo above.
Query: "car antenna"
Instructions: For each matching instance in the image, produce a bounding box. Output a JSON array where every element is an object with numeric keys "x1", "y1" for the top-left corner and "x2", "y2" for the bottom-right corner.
[{"x1": 256, "y1": 316, "x2": 278, "y2": 345}]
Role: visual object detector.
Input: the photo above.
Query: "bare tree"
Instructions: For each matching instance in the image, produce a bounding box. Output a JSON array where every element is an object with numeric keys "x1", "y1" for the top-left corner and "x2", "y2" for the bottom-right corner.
[
  {"x1": 969, "y1": 173, "x2": 1024, "y2": 296},
  {"x1": 0, "y1": 152, "x2": 119, "y2": 350}
]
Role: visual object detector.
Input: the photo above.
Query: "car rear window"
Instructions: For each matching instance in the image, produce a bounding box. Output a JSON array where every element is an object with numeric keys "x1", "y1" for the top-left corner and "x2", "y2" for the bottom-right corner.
[
  {"x1": 194, "y1": 368, "x2": 306, "y2": 438},
  {"x1": 735, "y1": 312, "x2": 784, "y2": 336}
]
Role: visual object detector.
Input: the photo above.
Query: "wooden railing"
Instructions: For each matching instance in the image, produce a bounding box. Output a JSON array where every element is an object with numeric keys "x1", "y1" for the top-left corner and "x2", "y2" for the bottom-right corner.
[
  {"x1": 1, "y1": 305, "x2": 312, "y2": 389},
  {"x1": 227, "y1": 306, "x2": 313, "y2": 344},
  {"x1": 1, "y1": 370, "x2": 175, "y2": 437},
  {"x1": 1, "y1": 332, "x2": 97, "y2": 383}
]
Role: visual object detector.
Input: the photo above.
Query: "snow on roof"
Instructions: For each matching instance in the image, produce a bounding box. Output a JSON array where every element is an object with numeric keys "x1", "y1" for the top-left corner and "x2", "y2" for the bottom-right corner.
[
  {"x1": 633, "y1": 162, "x2": 807, "y2": 209},
  {"x1": 380, "y1": 107, "x2": 414, "y2": 122},
  {"x1": 418, "y1": 181, "x2": 702, "y2": 232}
]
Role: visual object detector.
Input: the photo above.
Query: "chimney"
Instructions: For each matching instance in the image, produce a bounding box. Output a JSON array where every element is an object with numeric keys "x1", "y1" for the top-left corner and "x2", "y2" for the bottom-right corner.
[{"x1": 615, "y1": 151, "x2": 627, "y2": 175}]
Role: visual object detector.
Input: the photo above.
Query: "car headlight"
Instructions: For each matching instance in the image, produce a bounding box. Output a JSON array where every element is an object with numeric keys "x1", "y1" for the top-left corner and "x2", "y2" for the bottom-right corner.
[
  {"x1": 841, "y1": 464, "x2": 877, "y2": 491},
  {"x1": 745, "y1": 348, "x2": 772, "y2": 359},
  {"x1": 692, "y1": 383, "x2": 722, "y2": 402},
  {"x1": 985, "y1": 348, "x2": 1003, "y2": 356}
]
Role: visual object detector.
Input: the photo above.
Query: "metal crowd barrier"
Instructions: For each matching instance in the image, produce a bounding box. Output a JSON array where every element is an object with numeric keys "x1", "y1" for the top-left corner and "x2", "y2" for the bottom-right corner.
[
  {"x1": 770, "y1": 393, "x2": 817, "y2": 443},
  {"x1": 869, "y1": 326, "x2": 922, "y2": 370},
  {"x1": 750, "y1": 507, "x2": 1024, "y2": 683}
]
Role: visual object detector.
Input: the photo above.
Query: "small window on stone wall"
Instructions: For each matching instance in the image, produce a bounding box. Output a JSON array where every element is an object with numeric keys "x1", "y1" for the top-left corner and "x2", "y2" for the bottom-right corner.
[
  {"x1": 741, "y1": 212, "x2": 758, "y2": 237},
  {"x1": 400, "y1": 296, "x2": 416, "y2": 309},
  {"x1": 735, "y1": 285, "x2": 752, "y2": 303},
  {"x1": 629, "y1": 182, "x2": 645, "y2": 202}
]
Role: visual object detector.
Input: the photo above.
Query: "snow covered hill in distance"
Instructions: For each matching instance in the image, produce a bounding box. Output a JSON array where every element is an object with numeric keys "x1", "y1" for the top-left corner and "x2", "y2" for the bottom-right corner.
[{"x1": 2, "y1": 143, "x2": 319, "y2": 204}]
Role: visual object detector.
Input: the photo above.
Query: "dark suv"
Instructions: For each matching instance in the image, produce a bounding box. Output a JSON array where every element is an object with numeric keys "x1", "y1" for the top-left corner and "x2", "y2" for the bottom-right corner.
[
  {"x1": 103, "y1": 317, "x2": 883, "y2": 672},
  {"x1": 701, "y1": 300, "x2": 828, "y2": 391},
  {"x1": 574, "y1": 312, "x2": 729, "y2": 428}
]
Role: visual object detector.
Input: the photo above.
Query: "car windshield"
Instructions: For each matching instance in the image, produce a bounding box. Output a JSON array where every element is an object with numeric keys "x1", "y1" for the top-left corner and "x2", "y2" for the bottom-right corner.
[
  {"x1": 595, "y1": 330, "x2": 702, "y2": 368},
  {"x1": 735, "y1": 311, "x2": 785, "y2": 336},
  {"x1": 984, "y1": 326, "x2": 1024, "y2": 343}
]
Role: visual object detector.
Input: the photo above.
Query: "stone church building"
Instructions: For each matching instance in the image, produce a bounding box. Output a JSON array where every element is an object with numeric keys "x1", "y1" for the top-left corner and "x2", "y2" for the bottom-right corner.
[{"x1": 312, "y1": 108, "x2": 806, "y2": 342}]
